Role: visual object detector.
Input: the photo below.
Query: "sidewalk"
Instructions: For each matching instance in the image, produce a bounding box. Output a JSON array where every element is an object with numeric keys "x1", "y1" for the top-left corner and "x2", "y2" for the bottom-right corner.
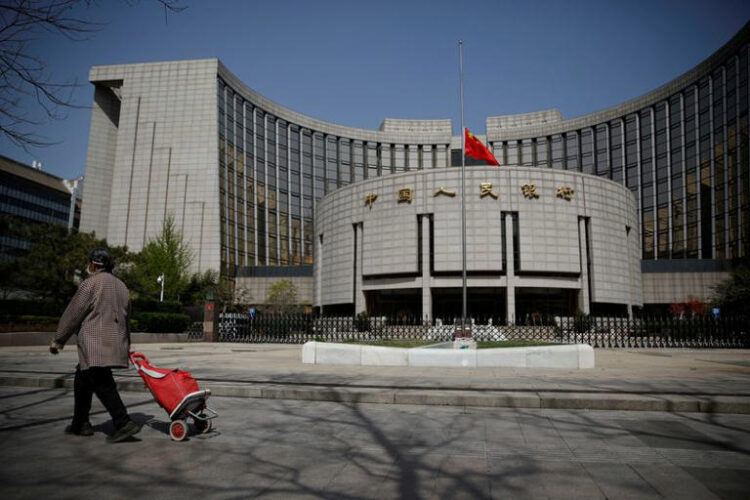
[{"x1": 1, "y1": 343, "x2": 749, "y2": 413}]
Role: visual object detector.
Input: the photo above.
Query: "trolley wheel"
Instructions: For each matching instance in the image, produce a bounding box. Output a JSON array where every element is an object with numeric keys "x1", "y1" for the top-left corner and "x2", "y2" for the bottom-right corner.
[
  {"x1": 169, "y1": 419, "x2": 188, "y2": 441},
  {"x1": 194, "y1": 417, "x2": 212, "y2": 434}
]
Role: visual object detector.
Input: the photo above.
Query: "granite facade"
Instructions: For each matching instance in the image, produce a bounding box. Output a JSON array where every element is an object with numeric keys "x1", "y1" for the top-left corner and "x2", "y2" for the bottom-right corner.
[{"x1": 314, "y1": 167, "x2": 641, "y2": 321}]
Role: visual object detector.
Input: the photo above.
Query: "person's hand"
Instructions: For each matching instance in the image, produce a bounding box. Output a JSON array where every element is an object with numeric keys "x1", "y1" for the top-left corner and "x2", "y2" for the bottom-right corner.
[{"x1": 49, "y1": 340, "x2": 63, "y2": 355}]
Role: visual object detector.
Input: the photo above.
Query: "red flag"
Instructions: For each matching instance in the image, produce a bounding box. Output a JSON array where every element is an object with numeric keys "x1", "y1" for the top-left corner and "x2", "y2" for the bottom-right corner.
[{"x1": 464, "y1": 128, "x2": 500, "y2": 166}]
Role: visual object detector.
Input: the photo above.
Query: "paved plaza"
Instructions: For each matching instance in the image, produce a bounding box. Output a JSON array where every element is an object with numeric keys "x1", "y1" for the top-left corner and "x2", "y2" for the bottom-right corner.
[
  {"x1": 1, "y1": 386, "x2": 749, "y2": 499},
  {"x1": 1, "y1": 344, "x2": 750, "y2": 498}
]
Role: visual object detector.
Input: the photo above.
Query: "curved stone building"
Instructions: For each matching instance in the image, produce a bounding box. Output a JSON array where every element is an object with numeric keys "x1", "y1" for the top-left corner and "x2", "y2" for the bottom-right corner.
[
  {"x1": 315, "y1": 167, "x2": 640, "y2": 322},
  {"x1": 79, "y1": 22, "x2": 750, "y2": 317}
]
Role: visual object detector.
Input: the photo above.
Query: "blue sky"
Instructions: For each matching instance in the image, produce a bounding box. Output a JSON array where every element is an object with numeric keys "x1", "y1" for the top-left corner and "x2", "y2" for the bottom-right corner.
[{"x1": 2, "y1": 0, "x2": 749, "y2": 180}]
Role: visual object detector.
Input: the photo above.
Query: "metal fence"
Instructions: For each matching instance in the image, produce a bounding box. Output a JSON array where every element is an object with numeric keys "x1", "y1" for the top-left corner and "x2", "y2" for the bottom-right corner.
[{"x1": 216, "y1": 314, "x2": 749, "y2": 348}]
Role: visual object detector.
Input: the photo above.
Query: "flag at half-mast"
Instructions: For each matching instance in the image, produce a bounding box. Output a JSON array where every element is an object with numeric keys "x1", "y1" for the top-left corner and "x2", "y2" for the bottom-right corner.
[{"x1": 464, "y1": 128, "x2": 500, "y2": 166}]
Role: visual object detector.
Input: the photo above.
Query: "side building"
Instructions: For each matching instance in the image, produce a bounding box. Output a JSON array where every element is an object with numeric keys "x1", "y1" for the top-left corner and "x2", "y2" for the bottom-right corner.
[
  {"x1": 0, "y1": 155, "x2": 82, "y2": 261},
  {"x1": 80, "y1": 21, "x2": 750, "y2": 319}
]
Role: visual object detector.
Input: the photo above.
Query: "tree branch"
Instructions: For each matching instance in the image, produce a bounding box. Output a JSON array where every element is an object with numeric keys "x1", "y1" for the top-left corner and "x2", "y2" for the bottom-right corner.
[{"x1": 0, "y1": 0, "x2": 187, "y2": 150}]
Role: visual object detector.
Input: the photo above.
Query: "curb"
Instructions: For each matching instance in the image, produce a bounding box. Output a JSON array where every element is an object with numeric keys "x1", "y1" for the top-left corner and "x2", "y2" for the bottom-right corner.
[{"x1": 2, "y1": 373, "x2": 749, "y2": 414}]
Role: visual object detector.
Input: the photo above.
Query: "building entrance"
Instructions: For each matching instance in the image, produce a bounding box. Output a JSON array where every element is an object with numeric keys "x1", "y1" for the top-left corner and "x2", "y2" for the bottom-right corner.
[
  {"x1": 515, "y1": 288, "x2": 578, "y2": 324},
  {"x1": 431, "y1": 287, "x2": 505, "y2": 322},
  {"x1": 365, "y1": 289, "x2": 421, "y2": 320}
]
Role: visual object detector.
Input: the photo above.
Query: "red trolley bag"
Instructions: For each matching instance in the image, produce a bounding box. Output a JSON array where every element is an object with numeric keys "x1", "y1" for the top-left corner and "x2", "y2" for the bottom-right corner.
[{"x1": 129, "y1": 351, "x2": 216, "y2": 441}]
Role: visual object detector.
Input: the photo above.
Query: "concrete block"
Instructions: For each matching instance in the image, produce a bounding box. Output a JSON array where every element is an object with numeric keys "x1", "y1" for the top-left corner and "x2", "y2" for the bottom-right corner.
[
  {"x1": 477, "y1": 347, "x2": 527, "y2": 368},
  {"x1": 525, "y1": 345, "x2": 580, "y2": 369},
  {"x1": 314, "y1": 342, "x2": 362, "y2": 366},
  {"x1": 408, "y1": 348, "x2": 477, "y2": 368},
  {"x1": 361, "y1": 346, "x2": 408, "y2": 366},
  {"x1": 301, "y1": 341, "x2": 316, "y2": 364},
  {"x1": 577, "y1": 344, "x2": 595, "y2": 368}
]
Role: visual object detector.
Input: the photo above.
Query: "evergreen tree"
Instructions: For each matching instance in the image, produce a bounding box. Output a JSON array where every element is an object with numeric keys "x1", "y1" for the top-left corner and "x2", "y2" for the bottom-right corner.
[
  {"x1": 266, "y1": 279, "x2": 299, "y2": 314},
  {"x1": 712, "y1": 263, "x2": 750, "y2": 315},
  {"x1": 0, "y1": 214, "x2": 129, "y2": 307},
  {"x1": 125, "y1": 215, "x2": 192, "y2": 302}
]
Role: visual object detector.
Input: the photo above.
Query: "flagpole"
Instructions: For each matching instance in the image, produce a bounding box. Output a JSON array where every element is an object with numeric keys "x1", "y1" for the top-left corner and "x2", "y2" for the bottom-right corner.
[{"x1": 459, "y1": 40, "x2": 467, "y2": 338}]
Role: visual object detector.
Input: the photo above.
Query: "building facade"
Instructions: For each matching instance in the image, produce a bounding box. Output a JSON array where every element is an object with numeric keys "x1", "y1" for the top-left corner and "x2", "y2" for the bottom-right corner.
[
  {"x1": 80, "y1": 22, "x2": 750, "y2": 315},
  {"x1": 0, "y1": 155, "x2": 82, "y2": 260},
  {"x1": 315, "y1": 167, "x2": 641, "y2": 322}
]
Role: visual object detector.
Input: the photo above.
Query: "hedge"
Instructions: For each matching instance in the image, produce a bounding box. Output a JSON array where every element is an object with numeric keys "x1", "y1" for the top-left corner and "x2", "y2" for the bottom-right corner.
[
  {"x1": 0, "y1": 300, "x2": 63, "y2": 317},
  {"x1": 131, "y1": 298, "x2": 184, "y2": 314},
  {"x1": 130, "y1": 312, "x2": 191, "y2": 333},
  {"x1": 0, "y1": 314, "x2": 60, "y2": 333}
]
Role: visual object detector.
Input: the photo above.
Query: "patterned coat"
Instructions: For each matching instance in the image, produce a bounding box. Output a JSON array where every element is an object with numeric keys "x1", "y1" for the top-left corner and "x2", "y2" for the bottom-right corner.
[{"x1": 54, "y1": 270, "x2": 131, "y2": 370}]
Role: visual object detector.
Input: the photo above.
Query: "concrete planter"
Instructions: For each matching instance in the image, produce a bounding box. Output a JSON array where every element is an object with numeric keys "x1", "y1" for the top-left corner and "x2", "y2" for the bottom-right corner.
[{"x1": 302, "y1": 341, "x2": 595, "y2": 369}]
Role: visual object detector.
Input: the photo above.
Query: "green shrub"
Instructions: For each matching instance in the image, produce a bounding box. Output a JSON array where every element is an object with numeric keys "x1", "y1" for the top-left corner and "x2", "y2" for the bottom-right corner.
[
  {"x1": 0, "y1": 314, "x2": 59, "y2": 333},
  {"x1": 131, "y1": 298, "x2": 183, "y2": 314},
  {"x1": 355, "y1": 311, "x2": 370, "y2": 332},
  {"x1": 0, "y1": 300, "x2": 63, "y2": 317},
  {"x1": 131, "y1": 312, "x2": 191, "y2": 333},
  {"x1": 18, "y1": 315, "x2": 60, "y2": 323}
]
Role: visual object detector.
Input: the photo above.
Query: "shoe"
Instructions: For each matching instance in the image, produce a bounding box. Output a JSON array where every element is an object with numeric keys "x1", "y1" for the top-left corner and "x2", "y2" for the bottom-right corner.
[
  {"x1": 65, "y1": 422, "x2": 94, "y2": 436},
  {"x1": 106, "y1": 420, "x2": 141, "y2": 443}
]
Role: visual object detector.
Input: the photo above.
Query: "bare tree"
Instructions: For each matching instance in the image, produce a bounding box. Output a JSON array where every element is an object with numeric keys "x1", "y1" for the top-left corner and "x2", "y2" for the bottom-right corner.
[{"x1": 0, "y1": 0, "x2": 185, "y2": 150}]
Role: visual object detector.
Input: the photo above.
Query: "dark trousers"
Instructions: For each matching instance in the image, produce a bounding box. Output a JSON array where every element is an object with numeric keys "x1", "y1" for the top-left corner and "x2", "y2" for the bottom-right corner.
[{"x1": 73, "y1": 366, "x2": 129, "y2": 430}]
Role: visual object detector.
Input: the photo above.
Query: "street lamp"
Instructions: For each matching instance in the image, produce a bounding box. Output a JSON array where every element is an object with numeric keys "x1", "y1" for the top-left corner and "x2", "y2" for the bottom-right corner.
[{"x1": 157, "y1": 274, "x2": 165, "y2": 302}]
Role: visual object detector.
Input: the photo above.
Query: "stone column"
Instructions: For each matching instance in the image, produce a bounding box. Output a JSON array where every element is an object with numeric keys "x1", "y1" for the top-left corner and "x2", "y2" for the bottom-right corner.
[
  {"x1": 354, "y1": 223, "x2": 366, "y2": 314},
  {"x1": 421, "y1": 216, "x2": 432, "y2": 322},
  {"x1": 626, "y1": 226, "x2": 634, "y2": 320},
  {"x1": 578, "y1": 218, "x2": 591, "y2": 315},
  {"x1": 314, "y1": 232, "x2": 323, "y2": 309},
  {"x1": 504, "y1": 213, "x2": 516, "y2": 325}
]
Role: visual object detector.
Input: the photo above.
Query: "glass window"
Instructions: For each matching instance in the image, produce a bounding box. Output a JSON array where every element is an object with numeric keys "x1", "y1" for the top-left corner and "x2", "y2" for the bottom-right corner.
[
  {"x1": 339, "y1": 139, "x2": 351, "y2": 184},
  {"x1": 521, "y1": 139, "x2": 533, "y2": 166},
  {"x1": 255, "y1": 110, "x2": 265, "y2": 161},
  {"x1": 625, "y1": 115, "x2": 638, "y2": 162},
  {"x1": 551, "y1": 135, "x2": 564, "y2": 169},
  {"x1": 581, "y1": 129, "x2": 594, "y2": 174},
  {"x1": 326, "y1": 136, "x2": 338, "y2": 193},
  {"x1": 595, "y1": 125, "x2": 609, "y2": 177},
  {"x1": 393, "y1": 145, "x2": 405, "y2": 172},
  {"x1": 352, "y1": 141, "x2": 364, "y2": 181},
  {"x1": 507, "y1": 141, "x2": 518, "y2": 165},
  {"x1": 642, "y1": 208, "x2": 654, "y2": 259},
  {"x1": 291, "y1": 217, "x2": 302, "y2": 265},
  {"x1": 535, "y1": 137, "x2": 548, "y2": 167},
  {"x1": 610, "y1": 121, "x2": 623, "y2": 182},
  {"x1": 367, "y1": 142, "x2": 378, "y2": 177},
  {"x1": 565, "y1": 132, "x2": 578, "y2": 170}
]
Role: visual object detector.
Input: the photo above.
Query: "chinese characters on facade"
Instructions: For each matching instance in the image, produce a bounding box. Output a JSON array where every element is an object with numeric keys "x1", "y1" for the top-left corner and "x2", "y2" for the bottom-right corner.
[{"x1": 364, "y1": 184, "x2": 575, "y2": 206}]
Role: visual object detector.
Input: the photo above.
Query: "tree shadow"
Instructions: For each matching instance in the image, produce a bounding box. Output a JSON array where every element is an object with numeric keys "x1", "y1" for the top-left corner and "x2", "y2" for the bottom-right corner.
[{"x1": 2, "y1": 388, "x2": 750, "y2": 498}]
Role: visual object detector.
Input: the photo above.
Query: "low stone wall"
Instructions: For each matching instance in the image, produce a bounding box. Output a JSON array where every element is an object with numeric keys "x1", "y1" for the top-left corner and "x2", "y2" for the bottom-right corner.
[
  {"x1": 301, "y1": 342, "x2": 595, "y2": 369},
  {"x1": 0, "y1": 332, "x2": 191, "y2": 347}
]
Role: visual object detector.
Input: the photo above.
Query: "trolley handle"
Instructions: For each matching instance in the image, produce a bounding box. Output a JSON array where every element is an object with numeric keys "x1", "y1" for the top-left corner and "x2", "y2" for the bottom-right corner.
[{"x1": 129, "y1": 351, "x2": 149, "y2": 368}]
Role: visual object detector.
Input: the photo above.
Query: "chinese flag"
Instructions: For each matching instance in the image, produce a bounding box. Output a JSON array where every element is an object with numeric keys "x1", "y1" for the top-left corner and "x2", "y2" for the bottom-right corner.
[{"x1": 464, "y1": 128, "x2": 500, "y2": 166}]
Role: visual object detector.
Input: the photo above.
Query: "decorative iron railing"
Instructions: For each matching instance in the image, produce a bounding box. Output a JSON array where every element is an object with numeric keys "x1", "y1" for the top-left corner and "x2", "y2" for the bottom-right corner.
[{"x1": 213, "y1": 314, "x2": 749, "y2": 348}]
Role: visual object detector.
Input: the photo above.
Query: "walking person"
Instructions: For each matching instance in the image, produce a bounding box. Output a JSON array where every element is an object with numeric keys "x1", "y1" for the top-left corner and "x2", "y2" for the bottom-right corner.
[{"x1": 50, "y1": 247, "x2": 141, "y2": 443}]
